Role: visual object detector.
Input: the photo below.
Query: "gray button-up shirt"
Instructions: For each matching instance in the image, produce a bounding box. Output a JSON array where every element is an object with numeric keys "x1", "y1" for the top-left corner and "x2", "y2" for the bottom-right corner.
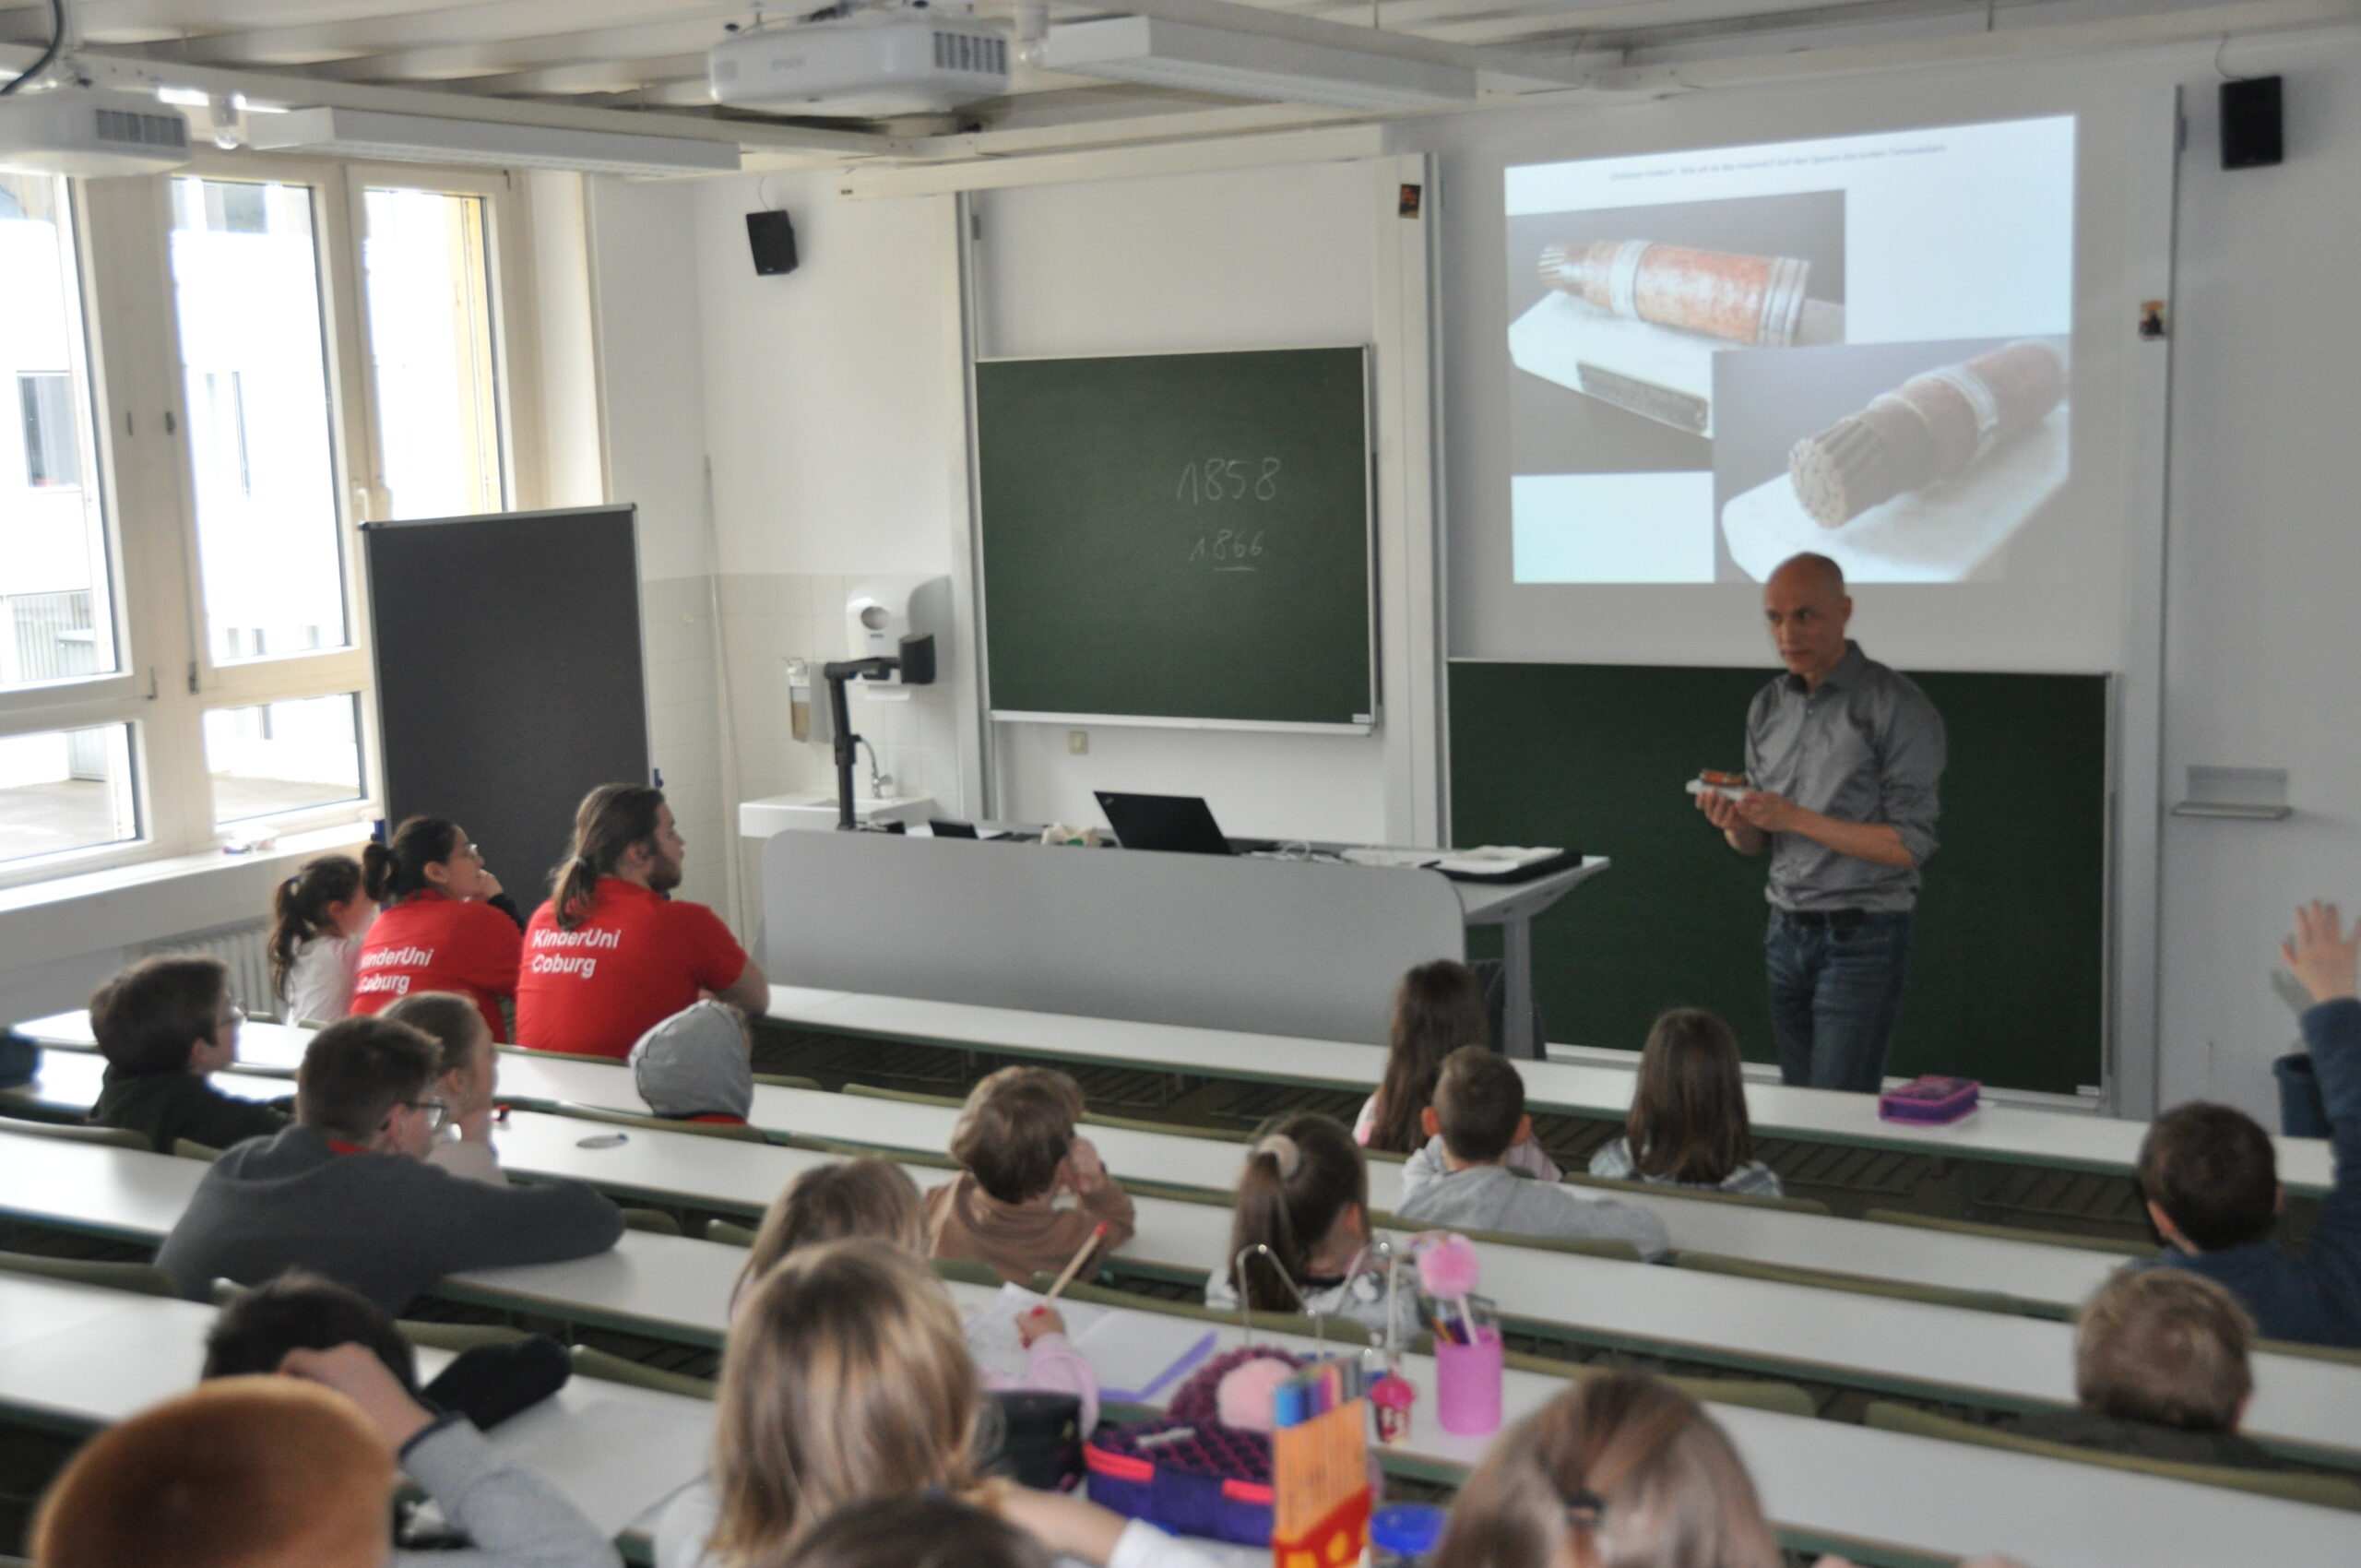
[{"x1": 1743, "y1": 641, "x2": 1945, "y2": 914}]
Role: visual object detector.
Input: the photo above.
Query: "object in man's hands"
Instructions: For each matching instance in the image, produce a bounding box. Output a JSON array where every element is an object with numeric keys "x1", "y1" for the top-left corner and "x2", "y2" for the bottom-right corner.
[
  {"x1": 1789, "y1": 342, "x2": 2067, "y2": 529},
  {"x1": 1876, "y1": 1075, "x2": 1981, "y2": 1124},
  {"x1": 1686, "y1": 770, "x2": 1750, "y2": 802},
  {"x1": 1539, "y1": 241, "x2": 1811, "y2": 347}
]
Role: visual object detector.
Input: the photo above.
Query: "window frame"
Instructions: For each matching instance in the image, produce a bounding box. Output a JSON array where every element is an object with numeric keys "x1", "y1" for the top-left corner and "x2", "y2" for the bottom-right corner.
[{"x1": 0, "y1": 150, "x2": 544, "y2": 892}]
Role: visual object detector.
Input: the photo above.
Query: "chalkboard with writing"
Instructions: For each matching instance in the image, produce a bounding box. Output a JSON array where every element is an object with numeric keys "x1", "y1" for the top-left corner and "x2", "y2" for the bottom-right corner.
[{"x1": 976, "y1": 348, "x2": 1374, "y2": 729}]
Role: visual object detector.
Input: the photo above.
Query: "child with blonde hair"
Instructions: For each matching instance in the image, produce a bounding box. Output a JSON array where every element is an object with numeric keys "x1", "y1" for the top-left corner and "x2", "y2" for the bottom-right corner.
[
  {"x1": 1432, "y1": 1372, "x2": 1781, "y2": 1568},
  {"x1": 733, "y1": 1156, "x2": 1099, "y2": 1430},
  {"x1": 655, "y1": 1240, "x2": 1216, "y2": 1568},
  {"x1": 383, "y1": 991, "x2": 505, "y2": 1184}
]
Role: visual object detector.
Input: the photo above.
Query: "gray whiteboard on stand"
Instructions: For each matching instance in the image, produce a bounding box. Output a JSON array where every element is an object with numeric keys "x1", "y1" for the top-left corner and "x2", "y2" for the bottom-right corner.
[{"x1": 361, "y1": 505, "x2": 650, "y2": 897}]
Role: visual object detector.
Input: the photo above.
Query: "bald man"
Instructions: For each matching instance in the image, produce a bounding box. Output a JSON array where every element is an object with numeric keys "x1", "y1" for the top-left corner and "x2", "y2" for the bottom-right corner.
[{"x1": 1696, "y1": 553, "x2": 1946, "y2": 1092}]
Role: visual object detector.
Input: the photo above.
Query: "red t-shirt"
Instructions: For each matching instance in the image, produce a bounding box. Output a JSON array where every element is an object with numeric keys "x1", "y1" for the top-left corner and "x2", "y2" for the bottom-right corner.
[
  {"x1": 350, "y1": 890, "x2": 522, "y2": 1043},
  {"x1": 513, "y1": 878, "x2": 751, "y2": 1060}
]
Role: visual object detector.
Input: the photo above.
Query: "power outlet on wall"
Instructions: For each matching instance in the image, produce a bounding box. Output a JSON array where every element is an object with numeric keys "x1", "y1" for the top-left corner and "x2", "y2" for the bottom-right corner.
[{"x1": 1068, "y1": 730, "x2": 1089, "y2": 755}]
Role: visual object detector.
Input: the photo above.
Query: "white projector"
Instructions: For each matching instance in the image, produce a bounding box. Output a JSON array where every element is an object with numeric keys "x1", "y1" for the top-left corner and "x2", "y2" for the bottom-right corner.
[
  {"x1": 708, "y1": 9, "x2": 1009, "y2": 119},
  {"x1": 0, "y1": 85, "x2": 191, "y2": 176}
]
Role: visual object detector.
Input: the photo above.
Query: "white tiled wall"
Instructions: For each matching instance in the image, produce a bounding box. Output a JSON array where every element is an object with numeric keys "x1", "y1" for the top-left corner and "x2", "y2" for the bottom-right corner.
[
  {"x1": 640, "y1": 574, "x2": 729, "y2": 923},
  {"x1": 719, "y1": 571, "x2": 966, "y2": 940}
]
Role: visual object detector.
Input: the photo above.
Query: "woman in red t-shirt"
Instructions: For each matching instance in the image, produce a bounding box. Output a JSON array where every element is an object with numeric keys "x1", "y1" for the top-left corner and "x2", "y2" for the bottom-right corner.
[{"x1": 350, "y1": 816, "x2": 524, "y2": 1043}]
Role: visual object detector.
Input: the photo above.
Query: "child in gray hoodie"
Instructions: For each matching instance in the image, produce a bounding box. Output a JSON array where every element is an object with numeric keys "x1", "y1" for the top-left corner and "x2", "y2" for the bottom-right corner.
[{"x1": 1395, "y1": 1046, "x2": 1668, "y2": 1260}]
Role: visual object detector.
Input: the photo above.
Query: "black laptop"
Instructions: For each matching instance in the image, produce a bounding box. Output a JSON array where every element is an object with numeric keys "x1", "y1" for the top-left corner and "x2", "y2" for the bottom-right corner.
[{"x1": 1094, "y1": 792, "x2": 1273, "y2": 856}]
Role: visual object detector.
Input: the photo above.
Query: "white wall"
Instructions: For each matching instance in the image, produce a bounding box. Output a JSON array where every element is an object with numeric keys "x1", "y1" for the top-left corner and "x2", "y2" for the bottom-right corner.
[
  {"x1": 2152, "y1": 31, "x2": 2361, "y2": 1122},
  {"x1": 973, "y1": 161, "x2": 1394, "y2": 842},
  {"x1": 584, "y1": 178, "x2": 730, "y2": 918},
  {"x1": 648, "y1": 28, "x2": 2361, "y2": 1119}
]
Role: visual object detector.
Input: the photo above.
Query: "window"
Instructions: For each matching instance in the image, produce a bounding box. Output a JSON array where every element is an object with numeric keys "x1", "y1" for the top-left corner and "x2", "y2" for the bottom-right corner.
[
  {"x1": 18, "y1": 373, "x2": 80, "y2": 489},
  {"x1": 171, "y1": 175, "x2": 349, "y2": 667},
  {"x1": 0, "y1": 723, "x2": 136, "y2": 867},
  {"x1": 362, "y1": 187, "x2": 504, "y2": 521},
  {"x1": 205, "y1": 693, "x2": 363, "y2": 826},
  {"x1": 0, "y1": 171, "x2": 117, "y2": 697},
  {"x1": 0, "y1": 155, "x2": 540, "y2": 891}
]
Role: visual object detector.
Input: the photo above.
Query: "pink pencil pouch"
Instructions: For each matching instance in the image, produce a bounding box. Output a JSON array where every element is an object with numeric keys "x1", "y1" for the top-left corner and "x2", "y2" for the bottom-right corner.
[{"x1": 1878, "y1": 1075, "x2": 1980, "y2": 1124}]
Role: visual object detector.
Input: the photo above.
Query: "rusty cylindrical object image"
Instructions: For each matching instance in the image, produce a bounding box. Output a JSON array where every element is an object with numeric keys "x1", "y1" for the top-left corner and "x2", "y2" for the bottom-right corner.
[
  {"x1": 1786, "y1": 341, "x2": 2067, "y2": 529},
  {"x1": 1537, "y1": 241, "x2": 1812, "y2": 348}
]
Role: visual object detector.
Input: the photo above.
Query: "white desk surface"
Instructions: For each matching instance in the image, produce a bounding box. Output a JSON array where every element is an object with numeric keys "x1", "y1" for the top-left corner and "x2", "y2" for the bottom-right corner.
[
  {"x1": 7, "y1": 1048, "x2": 2120, "y2": 1313},
  {"x1": 11, "y1": 1261, "x2": 2343, "y2": 1568},
  {"x1": 15, "y1": 1009, "x2": 311, "y2": 1075},
  {"x1": 457, "y1": 1241, "x2": 2361, "y2": 1568},
  {"x1": 485, "y1": 1051, "x2": 2121, "y2": 1313},
  {"x1": 21, "y1": 998, "x2": 2336, "y2": 1195},
  {"x1": 757, "y1": 987, "x2": 2342, "y2": 1195},
  {"x1": 0, "y1": 1273, "x2": 709, "y2": 1542},
  {"x1": 5, "y1": 1123, "x2": 2351, "y2": 1464}
]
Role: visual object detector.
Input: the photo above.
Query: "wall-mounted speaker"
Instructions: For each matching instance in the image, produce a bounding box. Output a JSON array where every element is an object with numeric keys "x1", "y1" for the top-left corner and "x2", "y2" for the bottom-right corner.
[
  {"x1": 2221, "y1": 76, "x2": 2284, "y2": 170},
  {"x1": 746, "y1": 208, "x2": 800, "y2": 275}
]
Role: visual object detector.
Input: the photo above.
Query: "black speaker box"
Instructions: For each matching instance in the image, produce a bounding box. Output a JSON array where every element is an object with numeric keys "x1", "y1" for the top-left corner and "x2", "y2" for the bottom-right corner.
[
  {"x1": 745, "y1": 208, "x2": 800, "y2": 275},
  {"x1": 2221, "y1": 76, "x2": 2284, "y2": 170}
]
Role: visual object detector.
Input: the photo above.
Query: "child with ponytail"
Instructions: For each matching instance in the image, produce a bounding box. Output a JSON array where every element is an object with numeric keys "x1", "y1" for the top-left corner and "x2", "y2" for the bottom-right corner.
[
  {"x1": 352, "y1": 817, "x2": 522, "y2": 1043},
  {"x1": 1430, "y1": 1372, "x2": 1783, "y2": 1568},
  {"x1": 1204, "y1": 1112, "x2": 1402, "y2": 1335},
  {"x1": 268, "y1": 855, "x2": 373, "y2": 1025}
]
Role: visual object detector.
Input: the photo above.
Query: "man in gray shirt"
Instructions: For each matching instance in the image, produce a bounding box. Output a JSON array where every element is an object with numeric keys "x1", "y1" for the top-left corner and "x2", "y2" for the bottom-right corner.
[{"x1": 1696, "y1": 553, "x2": 1945, "y2": 1092}]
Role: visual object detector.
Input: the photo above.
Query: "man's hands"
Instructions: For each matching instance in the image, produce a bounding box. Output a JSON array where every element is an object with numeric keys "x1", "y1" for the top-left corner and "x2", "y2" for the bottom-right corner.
[
  {"x1": 1703, "y1": 788, "x2": 1915, "y2": 871},
  {"x1": 1732, "y1": 790, "x2": 1807, "y2": 834},
  {"x1": 2284, "y1": 901, "x2": 2361, "y2": 1005},
  {"x1": 1696, "y1": 788, "x2": 1770, "y2": 855},
  {"x1": 279, "y1": 1343, "x2": 435, "y2": 1451}
]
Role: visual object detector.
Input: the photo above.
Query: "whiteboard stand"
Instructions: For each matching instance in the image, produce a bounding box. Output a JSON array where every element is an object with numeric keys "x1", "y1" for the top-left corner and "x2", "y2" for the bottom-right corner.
[{"x1": 1455, "y1": 857, "x2": 1610, "y2": 1059}]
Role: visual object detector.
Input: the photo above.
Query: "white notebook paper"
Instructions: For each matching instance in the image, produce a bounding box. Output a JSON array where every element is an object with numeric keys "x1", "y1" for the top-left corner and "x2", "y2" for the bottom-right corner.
[{"x1": 964, "y1": 1283, "x2": 1216, "y2": 1404}]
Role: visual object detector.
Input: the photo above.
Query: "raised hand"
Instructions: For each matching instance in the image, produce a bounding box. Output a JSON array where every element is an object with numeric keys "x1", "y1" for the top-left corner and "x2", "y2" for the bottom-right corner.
[{"x1": 2283, "y1": 901, "x2": 2361, "y2": 1004}]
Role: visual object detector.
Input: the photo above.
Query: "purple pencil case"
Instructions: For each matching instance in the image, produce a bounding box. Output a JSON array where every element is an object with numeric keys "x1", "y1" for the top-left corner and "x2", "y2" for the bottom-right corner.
[{"x1": 1878, "y1": 1075, "x2": 1980, "y2": 1124}]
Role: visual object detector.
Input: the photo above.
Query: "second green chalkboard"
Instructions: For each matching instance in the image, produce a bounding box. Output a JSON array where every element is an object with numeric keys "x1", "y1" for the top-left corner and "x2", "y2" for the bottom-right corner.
[{"x1": 977, "y1": 348, "x2": 1373, "y2": 728}]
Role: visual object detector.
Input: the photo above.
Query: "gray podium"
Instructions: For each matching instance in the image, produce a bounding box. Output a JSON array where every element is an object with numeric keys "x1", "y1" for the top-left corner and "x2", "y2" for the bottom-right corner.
[{"x1": 759, "y1": 833, "x2": 1604, "y2": 1054}]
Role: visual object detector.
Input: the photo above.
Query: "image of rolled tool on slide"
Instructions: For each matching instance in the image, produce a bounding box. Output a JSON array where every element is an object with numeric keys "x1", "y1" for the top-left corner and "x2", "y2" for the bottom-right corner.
[
  {"x1": 1714, "y1": 336, "x2": 2070, "y2": 584},
  {"x1": 1506, "y1": 191, "x2": 1847, "y2": 456}
]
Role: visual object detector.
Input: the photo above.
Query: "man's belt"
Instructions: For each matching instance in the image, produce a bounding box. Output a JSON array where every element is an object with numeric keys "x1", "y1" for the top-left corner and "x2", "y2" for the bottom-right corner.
[{"x1": 1779, "y1": 908, "x2": 1869, "y2": 930}]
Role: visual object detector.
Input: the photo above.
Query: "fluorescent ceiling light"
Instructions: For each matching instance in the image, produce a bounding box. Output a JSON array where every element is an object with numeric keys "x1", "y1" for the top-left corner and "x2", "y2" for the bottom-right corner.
[
  {"x1": 246, "y1": 107, "x2": 740, "y2": 177},
  {"x1": 155, "y1": 86, "x2": 209, "y2": 108},
  {"x1": 1040, "y1": 17, "x2": 1474, "y2": 112}
]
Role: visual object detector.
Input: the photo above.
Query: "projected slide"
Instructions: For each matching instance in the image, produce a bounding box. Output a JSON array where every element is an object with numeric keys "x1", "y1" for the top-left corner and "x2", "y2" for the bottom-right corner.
[{"x1": 1506, "y1": 116, "x2": 2074, "y2": 585}]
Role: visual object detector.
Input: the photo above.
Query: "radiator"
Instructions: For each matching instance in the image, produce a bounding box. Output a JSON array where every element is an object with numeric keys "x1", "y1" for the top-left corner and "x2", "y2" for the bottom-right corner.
[{"x1": 134, "y1": 920, "x2": 276, "y2": 1019}]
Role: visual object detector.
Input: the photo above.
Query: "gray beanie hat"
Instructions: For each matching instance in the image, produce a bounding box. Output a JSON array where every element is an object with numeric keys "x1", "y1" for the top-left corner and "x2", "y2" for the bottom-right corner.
[{"x1": 630, "y1": 1001, "x2": 753, "y2": 1121}]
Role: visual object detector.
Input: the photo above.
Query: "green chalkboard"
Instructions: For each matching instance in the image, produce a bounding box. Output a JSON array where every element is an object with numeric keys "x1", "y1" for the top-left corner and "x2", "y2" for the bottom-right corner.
[
  {"x1": 1449, "y1": 662, "x2": 2106, "y2": 1095},
  {"x1": 977, "y1": 350, "x2": 1373, "y2": 728}
]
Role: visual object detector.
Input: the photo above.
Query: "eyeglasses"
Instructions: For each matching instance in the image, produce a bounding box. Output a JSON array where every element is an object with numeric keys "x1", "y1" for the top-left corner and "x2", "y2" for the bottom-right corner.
[
  {"x1": 400, "y1": 1099, "x2": 451, "y2": 1130},
  {"x1": 215, "y1": 1004, "x2": 245, "y2": 1031}
]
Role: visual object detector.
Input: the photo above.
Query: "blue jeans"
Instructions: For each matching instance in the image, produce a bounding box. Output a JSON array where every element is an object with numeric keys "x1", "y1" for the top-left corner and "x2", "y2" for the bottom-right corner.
[{"x1": 1766, "y1": 909, "x2": 1913, "y2": 1093}]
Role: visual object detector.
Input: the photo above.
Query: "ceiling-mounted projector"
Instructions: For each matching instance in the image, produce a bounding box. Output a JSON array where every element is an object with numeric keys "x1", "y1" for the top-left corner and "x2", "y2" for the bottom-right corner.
[
  {"x1": 708, "y1": 5, "x2": 1009, "y2": 119},
  {"x1": 0, "y1": 84, "x2": 191, "y2": 175}
]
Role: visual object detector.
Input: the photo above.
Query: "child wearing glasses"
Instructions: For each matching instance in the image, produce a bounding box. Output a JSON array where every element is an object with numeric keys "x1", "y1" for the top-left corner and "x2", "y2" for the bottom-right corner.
[{"x1": 88, "y1": 954, "x2": 290, "y2": 1157}]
